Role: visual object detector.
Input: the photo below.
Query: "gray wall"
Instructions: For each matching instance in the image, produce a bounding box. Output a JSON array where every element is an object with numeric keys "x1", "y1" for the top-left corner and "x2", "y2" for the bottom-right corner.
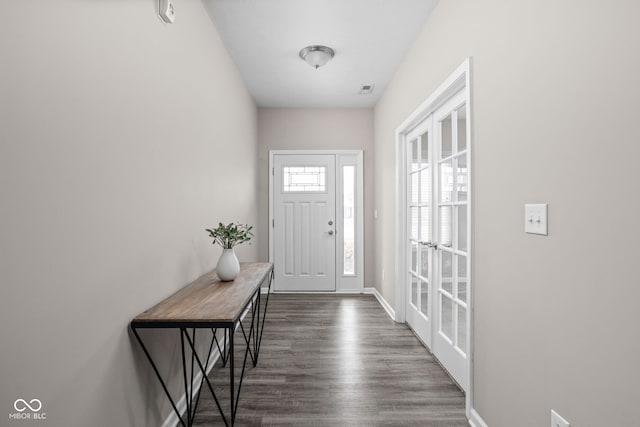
[
  {"x1": 1, "y1": 1, "x2": 257, "y2": 426},
  {"x1": 374, "y1": 0, "x2": 640, "y2": 425},
  {"x1": 257, "y1": 108, "x2": 375, "y2": 287}
]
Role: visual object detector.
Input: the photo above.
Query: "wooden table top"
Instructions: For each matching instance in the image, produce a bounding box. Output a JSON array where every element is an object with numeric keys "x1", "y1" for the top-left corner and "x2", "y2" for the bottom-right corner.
[{"x1": 131, "y1": 262, "x2": 273, "y2": 327}]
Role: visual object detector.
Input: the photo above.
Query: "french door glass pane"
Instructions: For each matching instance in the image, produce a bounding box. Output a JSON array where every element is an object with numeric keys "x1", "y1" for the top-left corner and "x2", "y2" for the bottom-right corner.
[
  {"x1": 420, "y1": 279, "x2": 429, "y2": 316},
  {"x1": 411, "y1": 139, "x2": 420, "y2": 171},
  {"x1": 411, "y1": 172, "x2": 419, "y2": 204},
  {"x1": 441, "y1": 295, "x2": 453, "y2": 340},
  {"x1": 411, "y1": 275, "x2": 419, "y2": 306},
  {"x1": 420, "y1": 168, "x2": 430, "y2": 203},
  {"x1": 457, "y1": 254, "x2": 467, "y2": 303},
  {"x1": 441, "y1": 250, "x2": 452, "y2": 294},
  {"x1": 411, "y1": 243, "x2": 418, "y2": 273},
  {"x1": 420, "y1": 243, "x2": 429, "y2": 278},
  {"x1": 440, "y1": 161, "x2": 453, "y2": 203},
  {"x1": 420, "y1": 207, "x2": 430, "y2": 242},
  {"x1": 421, "y1": 132, "x2": 429, "y2": 166},
  {"x1": 439, "y1": 206, "x2": 452, "y2": 247},
  {"x1": 411, "y1": 207, "x2": 419, "y2": 240},
  {"x1": 441, "y1": 116, "x2": 453, "y2": 159},
  {"x1": 456, "y1": 155, "x2": 467, "y2": 202},
  {"x1": 457, "y1": 305, "x2": 467, "y2": 354},
  {"x1": 456, "y1": 104, "x2": 467, "y2": 152},
  {"x1": 457, "y1": 204, "x2": 467, "y2": 252}
]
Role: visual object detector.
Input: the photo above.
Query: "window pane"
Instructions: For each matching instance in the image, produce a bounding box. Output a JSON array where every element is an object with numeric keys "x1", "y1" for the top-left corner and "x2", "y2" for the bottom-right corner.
[
  {"x1": 411, "y1": 138, "x2": 420, "y2": 171},
  {"x1": 342, "y1": 166, "x2": 355, "y2": 275},
  {"x1": 411, "y1": 243, "x2": 418, "y2": 273},
  {"x1": 283, "y1": 166, "x2": 327, "y2": 192},
  {"x1": 420, "y1": 243, "x2": 429, "y2": 279},
  {"x1": 411, "y1": 275, "x2": 419, "y2": 306}
]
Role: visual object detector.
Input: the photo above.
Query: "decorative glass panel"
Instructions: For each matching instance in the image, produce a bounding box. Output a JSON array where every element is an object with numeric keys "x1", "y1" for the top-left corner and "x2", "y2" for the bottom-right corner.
[
  {"x1": 283, "y1": 166, "x2": 326, "y2": 192},
  {"x1": 343, "y1": 165, "x2": 355, "y2": 275}
]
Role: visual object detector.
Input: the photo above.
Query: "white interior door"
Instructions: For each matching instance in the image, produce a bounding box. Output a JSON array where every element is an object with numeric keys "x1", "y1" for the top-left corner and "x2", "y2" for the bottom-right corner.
[
  {"x1": 405, "y1": 118, "x2": 434, "y2": 346},
  {"x1": 433, "y1": 92, "x2": 469, "y2": 390},
  {"x1": 273, "y1": 154, "x2": 336, "y2": 291}
]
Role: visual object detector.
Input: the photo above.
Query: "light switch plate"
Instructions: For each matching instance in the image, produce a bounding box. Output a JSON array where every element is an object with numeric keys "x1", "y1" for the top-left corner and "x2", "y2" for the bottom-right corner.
[
  {"x1": 159, "y1": 0, "x2": 175, "y2": 23},
  {"x1": 525, "y1": 203, "x2": 548, "y2": 235},
  {"x1": 551, "y1": 409, "x2": 570, "y2": 427}
]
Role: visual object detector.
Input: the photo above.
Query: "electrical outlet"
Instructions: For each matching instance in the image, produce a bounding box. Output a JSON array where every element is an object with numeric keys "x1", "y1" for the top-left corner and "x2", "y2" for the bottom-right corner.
[{"x1": 551, "y1": 410, "x2": 570, "y2": 427}]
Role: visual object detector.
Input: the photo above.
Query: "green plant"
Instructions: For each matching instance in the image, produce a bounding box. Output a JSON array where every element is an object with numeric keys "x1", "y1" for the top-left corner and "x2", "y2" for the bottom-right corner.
[{"x1": 206, "y1": 222, "x2": 253, "y2": 249}]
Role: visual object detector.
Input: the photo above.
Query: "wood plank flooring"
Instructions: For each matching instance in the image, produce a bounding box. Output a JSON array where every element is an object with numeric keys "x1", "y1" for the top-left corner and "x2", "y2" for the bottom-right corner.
[{"x1": 192, "y1": 294, "x2": 467, "y2": 426}]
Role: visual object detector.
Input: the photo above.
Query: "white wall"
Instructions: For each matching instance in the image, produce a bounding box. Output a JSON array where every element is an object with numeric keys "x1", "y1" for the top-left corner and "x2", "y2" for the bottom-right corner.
[
  {"x1": 0, "y1": 1, "x2": 257, "y2": 426},
  {"x1": 257, "y1": 108, "x2": 374, "y2": 286},
  {"x1": 374, "y1": 1, "x2": 640, "y2": 425}
]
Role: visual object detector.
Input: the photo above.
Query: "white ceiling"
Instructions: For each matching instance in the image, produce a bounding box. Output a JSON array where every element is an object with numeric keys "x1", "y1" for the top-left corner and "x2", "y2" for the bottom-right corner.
[{"x1": 202, "y1": 0, "x2": 439, "y2": 108}]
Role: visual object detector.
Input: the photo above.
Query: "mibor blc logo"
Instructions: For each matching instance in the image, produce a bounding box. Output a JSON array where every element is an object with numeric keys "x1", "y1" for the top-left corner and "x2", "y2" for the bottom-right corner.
[{"x1": 9, "y1": 399, "x2": 46, "y2": 421}]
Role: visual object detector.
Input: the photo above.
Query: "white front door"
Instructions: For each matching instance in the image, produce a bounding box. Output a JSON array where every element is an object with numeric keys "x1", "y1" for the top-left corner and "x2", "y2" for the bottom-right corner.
[{"x1": 273, "y1": 154, "x2": 336, "y2": 291}]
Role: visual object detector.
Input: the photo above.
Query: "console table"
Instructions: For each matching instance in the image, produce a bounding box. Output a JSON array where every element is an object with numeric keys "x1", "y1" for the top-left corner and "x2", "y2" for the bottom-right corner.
[{"x1": 130, "y1": 262, "x2": 274, "y2": 427}]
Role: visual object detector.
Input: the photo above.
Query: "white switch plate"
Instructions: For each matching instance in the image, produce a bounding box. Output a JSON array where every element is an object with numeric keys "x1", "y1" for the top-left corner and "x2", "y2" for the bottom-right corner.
[
  {"x1": 551, "y1": 409, "x2": 570, "y2": 427},
  {"x1": 525, "y1": 203, "x2": 548, "y2": 235}
]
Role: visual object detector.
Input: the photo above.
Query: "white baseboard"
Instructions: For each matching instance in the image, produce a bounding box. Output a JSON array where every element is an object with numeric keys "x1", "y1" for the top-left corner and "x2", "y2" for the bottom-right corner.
[
  {"x1": 363, "y1": 287, "x2": 396, "y2": 321},
  {"x1": 469, "y1": 408, "x2": 488, "y2": 427}
]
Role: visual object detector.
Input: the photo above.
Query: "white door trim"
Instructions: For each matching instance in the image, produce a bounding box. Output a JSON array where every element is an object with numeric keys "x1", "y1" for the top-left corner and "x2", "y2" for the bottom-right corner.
[
  {"x1": 394, "y1": 58, "x2": 474, "y2": 416},
  {"x1": 269, "y1": 150, "x2": 364, "y2": 293}
]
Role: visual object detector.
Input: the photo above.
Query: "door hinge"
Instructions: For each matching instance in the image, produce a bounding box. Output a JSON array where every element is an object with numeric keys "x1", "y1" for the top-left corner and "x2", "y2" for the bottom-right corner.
[
  {"x1": 272, "y1": 219, "x2": 274, "y2": 228},
  {"x1": 272, "y1": 167, "x2": 274, "y2": 176}
]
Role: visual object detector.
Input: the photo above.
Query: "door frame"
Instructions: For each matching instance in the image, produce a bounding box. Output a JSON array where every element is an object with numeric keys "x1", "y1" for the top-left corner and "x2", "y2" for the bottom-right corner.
[
  {"x1": 394, "y1": 58, "x2": 473, "y2": 415},
  {"x1": 269, "y1": 150, "x2": 364, "y2": 293}
]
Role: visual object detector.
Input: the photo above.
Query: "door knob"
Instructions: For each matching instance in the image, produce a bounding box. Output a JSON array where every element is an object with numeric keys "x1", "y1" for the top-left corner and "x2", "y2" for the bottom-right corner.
[
  {"x1": 328, "y1": 230, "x2": 334, "y2": 235},
  {"x1": 328, "y1": 220, "x2": 333, "y2": 226}
]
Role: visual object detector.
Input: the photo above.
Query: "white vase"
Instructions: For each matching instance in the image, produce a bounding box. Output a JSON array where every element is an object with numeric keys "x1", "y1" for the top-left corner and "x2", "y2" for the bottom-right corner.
[{"x1": 216, "y1": 248, "x2": 240, "y2": 281}]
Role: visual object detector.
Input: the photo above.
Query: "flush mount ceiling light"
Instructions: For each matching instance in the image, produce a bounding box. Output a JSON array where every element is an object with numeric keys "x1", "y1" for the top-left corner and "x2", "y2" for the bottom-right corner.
[{"x1": 299, "y1": 45, "x2": 335, "y2": 69}]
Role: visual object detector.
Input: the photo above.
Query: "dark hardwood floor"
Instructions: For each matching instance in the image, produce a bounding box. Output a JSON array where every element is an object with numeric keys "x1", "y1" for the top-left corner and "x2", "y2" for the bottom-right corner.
[{"x1": 192, "y1": 294, "x2": 467, "y2": 426}]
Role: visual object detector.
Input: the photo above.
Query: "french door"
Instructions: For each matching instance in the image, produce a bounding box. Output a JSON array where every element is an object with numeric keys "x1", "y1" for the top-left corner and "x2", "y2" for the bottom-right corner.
[{"x1": 405, "y1": 90, "x2": 470, "y2": 391}]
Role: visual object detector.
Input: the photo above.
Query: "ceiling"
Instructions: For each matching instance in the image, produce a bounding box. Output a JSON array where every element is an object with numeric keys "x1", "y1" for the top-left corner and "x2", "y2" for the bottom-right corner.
[{"x1": 202, "y1": 0, "x2": 439, "y2": 108}]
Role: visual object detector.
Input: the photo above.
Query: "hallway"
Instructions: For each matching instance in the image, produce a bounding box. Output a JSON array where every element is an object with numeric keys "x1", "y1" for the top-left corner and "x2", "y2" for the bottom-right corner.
[{"x1": 192, "y1": 294, "x2": 467, "y2": 426}]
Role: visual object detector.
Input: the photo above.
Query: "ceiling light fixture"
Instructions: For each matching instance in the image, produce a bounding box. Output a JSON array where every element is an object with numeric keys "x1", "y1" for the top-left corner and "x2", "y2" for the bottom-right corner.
[{"x1": 299, "y1": 45, "x2": 335, "y2": 69}]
